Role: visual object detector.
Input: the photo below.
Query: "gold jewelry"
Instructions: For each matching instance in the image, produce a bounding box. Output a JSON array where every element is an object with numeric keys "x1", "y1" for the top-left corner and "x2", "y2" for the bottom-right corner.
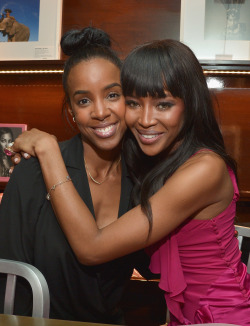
[
  {"x1": 46, "y1": 175, "x2": 72, "y2": 200},
  {"x1": 84, "y1": 156, "x2": 121, "y2": 185}
]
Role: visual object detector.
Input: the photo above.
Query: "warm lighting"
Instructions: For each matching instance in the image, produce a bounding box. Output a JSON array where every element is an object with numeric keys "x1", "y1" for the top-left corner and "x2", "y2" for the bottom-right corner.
[
  {"x1": 0, "y1": 69, "x2": 63, "y2": 74},
  {"x1": 0, "y1": 69, "x2": 249, "y2": 75},
  {"x1": 204, "y1": 70, "x2": 250, "y2": 75},
  {"x1": 206, "y1": 77, "x2": 224, "y2": 89}
]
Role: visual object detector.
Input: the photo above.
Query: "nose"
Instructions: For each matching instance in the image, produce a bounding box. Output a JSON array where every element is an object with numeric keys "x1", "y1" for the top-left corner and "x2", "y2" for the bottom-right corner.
[
  {"x1": 138, "y1": 106, "x2": 156, "y2": 128},
  {"x1": 92, "y1": 100, "x2": 111, "y2": 120}
]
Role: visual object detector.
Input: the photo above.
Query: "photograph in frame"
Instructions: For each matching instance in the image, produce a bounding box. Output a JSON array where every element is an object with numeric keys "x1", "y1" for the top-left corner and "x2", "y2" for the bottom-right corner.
[
  {"x1": 0, "y1": 123, "x2": 27, "y2": 182},
  {"x1": 180, "y1": 0, "x2": 250, "y2": 62},
  {"x1": 0, "y1": 0, "x2": 63, "y2": 60}
]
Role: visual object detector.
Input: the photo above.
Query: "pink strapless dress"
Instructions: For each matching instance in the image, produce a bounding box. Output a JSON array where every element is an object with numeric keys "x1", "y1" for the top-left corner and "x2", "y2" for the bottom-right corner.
[{"x1": 147, "y1": 167, "x2": 250, "y2": 325}]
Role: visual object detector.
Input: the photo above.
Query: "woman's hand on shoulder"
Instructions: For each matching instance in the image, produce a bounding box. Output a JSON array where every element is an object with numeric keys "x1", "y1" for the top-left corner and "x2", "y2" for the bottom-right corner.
[
  {"x1": 8, "y1": 128, "x2": 57, "y2": 157},
  {"x1": 7, "y1": 128, "x2": 58, "y2": 174},
  {"x1": 12, "y1": 128, "x2": 58, "y2": 157}
]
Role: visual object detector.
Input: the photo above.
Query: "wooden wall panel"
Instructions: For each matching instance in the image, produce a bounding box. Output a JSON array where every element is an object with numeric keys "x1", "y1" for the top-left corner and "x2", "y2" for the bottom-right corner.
[
  {"x1": 61, "y1": 0, "x2": 181, "y2": 59},
  {"x1": 213, "y1": 88, "x2": 250, "y2": 200},
  {"x1": 0, "y1": 73, "x2": 74, "y2": 141}
]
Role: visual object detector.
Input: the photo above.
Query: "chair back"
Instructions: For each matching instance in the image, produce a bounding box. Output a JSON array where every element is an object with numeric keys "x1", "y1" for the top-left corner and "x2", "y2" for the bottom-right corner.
[
  {"x1": 0, "y1": 258, "x2": 50, "y2": 318},
  {"x1": 235, "y1": 225, "x2": 250, "y2": 273}
]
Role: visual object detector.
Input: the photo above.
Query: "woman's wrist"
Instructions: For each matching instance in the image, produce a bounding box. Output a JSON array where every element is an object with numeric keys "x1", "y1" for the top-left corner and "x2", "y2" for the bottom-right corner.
[{"x1": 35, "y1": 135, "x2": 59, "y2": 158}]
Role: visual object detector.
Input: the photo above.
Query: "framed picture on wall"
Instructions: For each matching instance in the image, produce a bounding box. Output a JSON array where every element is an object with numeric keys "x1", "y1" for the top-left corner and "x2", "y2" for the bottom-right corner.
[
  {"x1": 180, "y1": 0, "x2": 250, "y2": 69},
  {"x1": 0, "y1": 123, "x2": 27, "y2": 182},
  {"x1": 0, "y1": 0, "x2": 63, "y2": 60}
]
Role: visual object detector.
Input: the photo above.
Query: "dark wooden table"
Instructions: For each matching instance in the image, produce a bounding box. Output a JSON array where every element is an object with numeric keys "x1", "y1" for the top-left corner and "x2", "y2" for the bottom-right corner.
[{"x1": 0, "y1": 315, "x2": 119, "y2": 326}]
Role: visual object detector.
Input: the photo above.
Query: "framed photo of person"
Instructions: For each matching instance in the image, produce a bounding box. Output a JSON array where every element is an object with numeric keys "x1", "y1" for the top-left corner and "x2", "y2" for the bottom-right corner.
[
  {"x1": 0, "y1": 123, "x2": 27, "y2": 183},
  {"x1": 0, "y1": 0, "x2": 63, "y2": 60}
]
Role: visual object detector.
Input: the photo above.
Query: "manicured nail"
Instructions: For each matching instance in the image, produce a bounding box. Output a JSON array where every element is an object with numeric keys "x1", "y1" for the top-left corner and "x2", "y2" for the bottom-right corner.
[
  {"x1": 14, "y1": 157, "x2": 19, "y2": 163},
  {"x1": 23, "y1": 153, "x2": 29, "y2": 158}
]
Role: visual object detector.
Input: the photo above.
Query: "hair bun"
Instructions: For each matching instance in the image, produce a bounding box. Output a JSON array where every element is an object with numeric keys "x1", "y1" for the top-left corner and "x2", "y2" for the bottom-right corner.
[{"x1": 61, "y1": 27, "x2": 111, "y2": 56}]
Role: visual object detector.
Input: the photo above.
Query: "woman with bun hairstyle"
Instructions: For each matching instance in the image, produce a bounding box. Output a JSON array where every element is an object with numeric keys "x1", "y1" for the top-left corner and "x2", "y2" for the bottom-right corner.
[
  {"x1": 0, "y1": 27, "x2": 153, "y2": 324},
  {"x1": 9, "y1": 38, "x2": 250, "y2": 325}
]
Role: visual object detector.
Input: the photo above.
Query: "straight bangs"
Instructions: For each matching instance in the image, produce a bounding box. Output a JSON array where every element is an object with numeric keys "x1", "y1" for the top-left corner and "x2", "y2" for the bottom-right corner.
[
  {"x1": 121, "y1": 42, "x2": 185, "y2": 100},
  {"x1": 121, "y1": 46, "x2": 167, "y2": 98}
]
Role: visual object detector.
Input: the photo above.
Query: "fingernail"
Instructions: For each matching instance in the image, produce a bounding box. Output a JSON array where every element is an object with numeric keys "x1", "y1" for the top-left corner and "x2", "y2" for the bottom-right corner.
[
  {"x1": 14, "y1": 157, "x2": 19, "y2": 163},
  {"x1": 23, "y1": 153, "x2": 29, "y2": 158}
]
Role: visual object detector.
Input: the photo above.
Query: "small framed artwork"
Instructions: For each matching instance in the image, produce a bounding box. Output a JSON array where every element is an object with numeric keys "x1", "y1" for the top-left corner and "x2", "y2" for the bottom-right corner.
[
  {"x1": 0, "y1": 0, "x2": 63, "y2": 60},
  {"x1": 180, "y1": 0, "x2": 250, "y2": 70},
  {"x1": 0, "y1": 123, "x2": 27, "y2": 182}
]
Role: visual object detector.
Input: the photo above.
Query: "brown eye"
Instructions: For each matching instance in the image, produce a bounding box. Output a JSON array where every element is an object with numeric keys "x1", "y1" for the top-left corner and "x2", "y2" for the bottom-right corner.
[
  {"x1": 125, "y1": 100, "x2": 139, "y2": 108},
  {"x1": 78, "y1": 98, "x2": 90, "y2": 105},
  {"x1": 107, "y1": 92, "x2": 120, "y2": 100},
  {"x1": 157, "y1": 102, "x2": 173, "y2": 111}
]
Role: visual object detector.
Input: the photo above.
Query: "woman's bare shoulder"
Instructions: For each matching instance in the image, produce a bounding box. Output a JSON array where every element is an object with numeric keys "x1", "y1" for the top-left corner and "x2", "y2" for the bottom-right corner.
[
  {"x1": 160, "y1": 150, "x2": 229, "y2": 211},
  {"x1": 178, "y1": 150, "x2": 227, "y2": 177}
]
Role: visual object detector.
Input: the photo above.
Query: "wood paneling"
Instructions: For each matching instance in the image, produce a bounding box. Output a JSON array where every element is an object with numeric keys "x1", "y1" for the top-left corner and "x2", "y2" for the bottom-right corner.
[
  {"x1": 213, "y1": 88, "x2": 250, "y2": 200},
  {"x1": 61, "y1": 0, "x2": 181, "y2": 59},
  {"x1": 0, "y1": 72, "x2": 74, "y2": 141}
]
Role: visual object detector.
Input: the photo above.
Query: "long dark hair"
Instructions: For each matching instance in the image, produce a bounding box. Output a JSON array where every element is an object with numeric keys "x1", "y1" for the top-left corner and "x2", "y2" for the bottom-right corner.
[
  {"x1": 121, "y1": 39, "x2": 237, "y2": 231},
  {"x1": 0, "y1": 127, "x2": 13, "y2": 157},
  {"x1": 0, "y1": 127, "x2": 13, "y2": 175},
  {"x1": 60, "y1": 26, "x2": 122, "y2": 129}
]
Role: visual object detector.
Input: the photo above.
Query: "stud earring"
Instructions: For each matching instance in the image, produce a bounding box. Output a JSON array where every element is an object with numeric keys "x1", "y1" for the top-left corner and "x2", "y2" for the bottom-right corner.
[{"x1": 73, "y1": 116, "x2": 76, "y2": 123}]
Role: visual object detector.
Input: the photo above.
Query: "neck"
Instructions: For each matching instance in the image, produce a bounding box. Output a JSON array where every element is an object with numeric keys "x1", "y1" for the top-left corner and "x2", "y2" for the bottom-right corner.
[
  {"x1": 82, "y1": 142, "x2": 122, "y2": 184},
  {"x1": 84, "y1": 147, "x2": 121, "y2": 167}
]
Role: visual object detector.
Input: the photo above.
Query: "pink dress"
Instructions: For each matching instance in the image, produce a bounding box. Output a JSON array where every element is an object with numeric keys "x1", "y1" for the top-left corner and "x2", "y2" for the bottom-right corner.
[{"x1": 147, "y1": 167, "x2": 250, "y2": 325}]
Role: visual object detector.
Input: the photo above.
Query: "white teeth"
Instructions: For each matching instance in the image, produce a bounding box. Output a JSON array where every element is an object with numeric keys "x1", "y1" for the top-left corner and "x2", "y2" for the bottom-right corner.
[
  {"x1": 96, "y1": 125, "x2": 114, "y2": 133},
  {"x1": 141, "y1": 134, "x2": 158, "y2": 139}
]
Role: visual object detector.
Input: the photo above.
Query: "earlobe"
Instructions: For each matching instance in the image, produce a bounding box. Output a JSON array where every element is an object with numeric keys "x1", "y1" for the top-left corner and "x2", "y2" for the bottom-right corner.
[
  {"x1": 68, "y1": 109, "x2": 76, "y2": 123},
  {"x1": 68, "y1": 108, "x2": 73, "y2": 117}
]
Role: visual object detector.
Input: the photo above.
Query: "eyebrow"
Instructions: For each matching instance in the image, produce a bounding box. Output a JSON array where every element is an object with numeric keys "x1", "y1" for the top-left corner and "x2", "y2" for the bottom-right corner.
[
  {"x1": 73, "y1": 83, "x2": 122, "y2": 97},
  {"x1": 104, "y1": 82, "x2": 122, "y2": 90}
]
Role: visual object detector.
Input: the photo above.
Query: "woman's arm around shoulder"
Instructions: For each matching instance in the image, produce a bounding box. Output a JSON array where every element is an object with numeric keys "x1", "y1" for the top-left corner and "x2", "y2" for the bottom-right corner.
[
  {"x1": 11, "y1": 131, "x2": 233, "y2": 265},
  {"x1": 35, "y1": 147, "x2": 233, "y2": 265}
]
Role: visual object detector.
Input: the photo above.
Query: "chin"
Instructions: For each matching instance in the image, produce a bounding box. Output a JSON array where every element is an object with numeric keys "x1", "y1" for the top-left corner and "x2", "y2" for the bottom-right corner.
[
  {"x1": 96, "y1": 138, "x2": 122, "y2": 151},
  {"x1": 139, "y1": 146, "x2": 163, "y2": 157}
]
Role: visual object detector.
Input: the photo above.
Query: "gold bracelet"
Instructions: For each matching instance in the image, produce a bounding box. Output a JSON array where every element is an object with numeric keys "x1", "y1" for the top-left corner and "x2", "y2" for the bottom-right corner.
[{"x1": 46, "y1": 176, "x2": 72, "y2": 200}]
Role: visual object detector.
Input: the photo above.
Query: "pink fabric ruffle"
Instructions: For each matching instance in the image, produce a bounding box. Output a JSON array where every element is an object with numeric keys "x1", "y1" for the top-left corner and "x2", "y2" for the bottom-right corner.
[{"x1": 147, "y1": 232, "x2": 188, "y2": 325}]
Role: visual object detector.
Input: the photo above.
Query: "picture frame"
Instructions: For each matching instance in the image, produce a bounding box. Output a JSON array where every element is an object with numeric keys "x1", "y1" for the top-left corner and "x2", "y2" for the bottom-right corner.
[
  {"x1": 0, "y1": 0, "x2": 63, "y2": 60},
  {"x1": 180, "y1": 0, "x2": 250, "y2": 70},
  {"x1": 0, "y1": 123, "x2": 27, "y2": 182}
]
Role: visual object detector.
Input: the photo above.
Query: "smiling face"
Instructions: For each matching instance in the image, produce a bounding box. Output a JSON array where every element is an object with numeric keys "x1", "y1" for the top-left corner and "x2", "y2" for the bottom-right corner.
[
  {"x1": 125, "y1": 92, "x2": 185, "y2": 156},
  {"x1": 67, "y1": 58, "x2": 126, "y2": 152}
]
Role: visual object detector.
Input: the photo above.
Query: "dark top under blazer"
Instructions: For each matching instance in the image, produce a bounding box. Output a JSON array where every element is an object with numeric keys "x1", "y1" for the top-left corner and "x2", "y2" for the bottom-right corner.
[{"x1": 0, "y1": 134, "x2": 149, "y2": 324}]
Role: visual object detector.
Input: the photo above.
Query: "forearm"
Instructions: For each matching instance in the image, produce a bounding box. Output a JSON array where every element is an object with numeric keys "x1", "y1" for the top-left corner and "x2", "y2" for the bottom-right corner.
[{"x1": 34, "y1": 138, "x2": 102, "y2": 264}]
